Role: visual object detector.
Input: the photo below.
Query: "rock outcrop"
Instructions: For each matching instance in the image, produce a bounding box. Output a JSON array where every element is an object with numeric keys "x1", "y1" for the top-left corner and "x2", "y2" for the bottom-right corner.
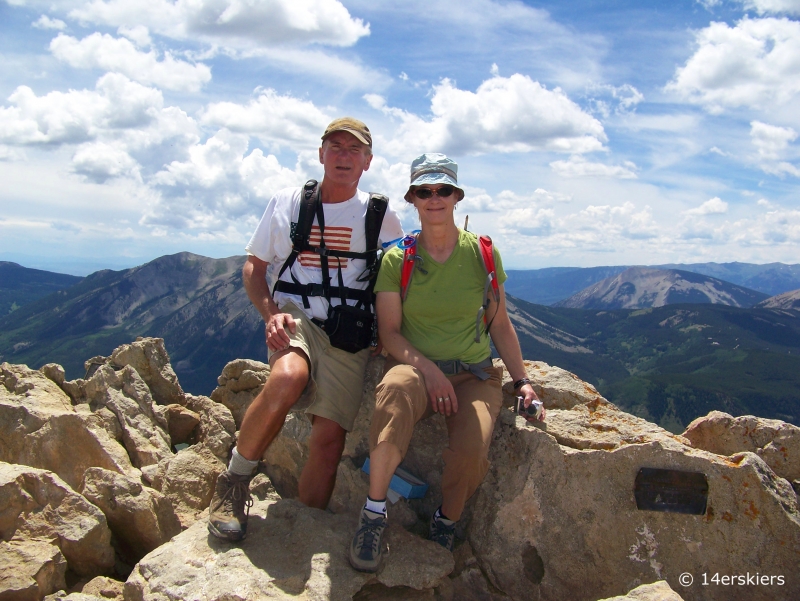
[
  {"x1": 108, "y1": 339, "x2": 184, "y2": 406},
  {"x1": 79, "y1": 468, "x2": 181, "y2": 563},
  {"x1": 682, "y1": 410, "x2": 800, "y2": 486},
  {"x1": 0, "y1": 462, "x2": 115, "y2": 578},
  {"x1": 124, "y1": 495, "x2": 454, "y2": 601},
  {"x1": 0, "y1": 363, "x2": 138, "y2": 490},
  {"x1": 250, "y1": 357, "x2": 800, "y2": 600},
  {"x1": 210, "y1": 358, "x2": 270, "y2": 428},
  {"x1": 0, "y1": 538, "x2": 67, "y2": 601},
  {"x1": 150, "y1": 443, "x2": 225, "y2": 528},
  {"x1": 3, "y1": 340, "x2": 799, "y2": 600}
]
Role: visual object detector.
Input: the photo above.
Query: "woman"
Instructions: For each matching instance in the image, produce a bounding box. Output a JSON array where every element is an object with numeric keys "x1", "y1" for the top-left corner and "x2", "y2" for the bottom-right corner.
[{"x1": 349, "y1": 153, "x2": 544, "y2": 573}]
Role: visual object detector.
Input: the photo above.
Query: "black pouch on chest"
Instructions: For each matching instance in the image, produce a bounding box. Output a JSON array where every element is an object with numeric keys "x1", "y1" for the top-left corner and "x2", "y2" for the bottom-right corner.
[{"x1": 324, "y1": 304, "x2": 374, "y2": 354}]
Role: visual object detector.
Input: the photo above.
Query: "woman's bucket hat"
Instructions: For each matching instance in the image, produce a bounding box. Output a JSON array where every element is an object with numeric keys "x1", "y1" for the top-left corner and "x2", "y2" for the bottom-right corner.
[{"x1": 404, "y1": 153, "x2": 465, "y2": 202}]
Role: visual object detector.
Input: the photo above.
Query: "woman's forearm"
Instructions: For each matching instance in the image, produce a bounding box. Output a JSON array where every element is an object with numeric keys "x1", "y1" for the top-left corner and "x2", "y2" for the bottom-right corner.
[{"x1": 490, "y1": 313, "x2": 528, "y2": 381}]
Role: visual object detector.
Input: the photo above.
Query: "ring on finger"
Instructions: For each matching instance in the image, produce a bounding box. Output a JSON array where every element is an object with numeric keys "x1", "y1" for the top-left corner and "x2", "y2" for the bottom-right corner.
[{"x1": 437, "y1": 397, "x2": 444, "y2": 403}]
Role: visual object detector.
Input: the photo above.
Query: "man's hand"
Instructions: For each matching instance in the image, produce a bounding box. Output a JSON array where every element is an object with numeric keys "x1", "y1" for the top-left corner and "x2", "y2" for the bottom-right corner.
[{"x1": 265, "y1": 312, "x2": 297, "y2": 352}]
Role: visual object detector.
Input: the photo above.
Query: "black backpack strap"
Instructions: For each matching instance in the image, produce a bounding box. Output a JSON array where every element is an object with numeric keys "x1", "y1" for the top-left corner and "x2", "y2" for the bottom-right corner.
[
  {"x1": 360, "y1": 193, "x2": 388, "y2": 281},
  {"x1": 273, "y1": 180, "x2": 319, "y2": 309},
  {"x1": 273, "y1": 184, "x2": 389, "y2": 313}
]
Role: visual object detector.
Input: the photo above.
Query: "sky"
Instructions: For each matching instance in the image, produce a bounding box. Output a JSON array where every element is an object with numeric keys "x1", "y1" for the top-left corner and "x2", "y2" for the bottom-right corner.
[{"x1": 1, "y1": 0, "x2": 799, "y2": 275}]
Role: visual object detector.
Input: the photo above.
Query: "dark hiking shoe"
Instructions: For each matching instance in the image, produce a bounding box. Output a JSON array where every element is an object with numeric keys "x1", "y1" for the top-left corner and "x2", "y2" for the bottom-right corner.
[
  {"x1": 208, "y1": 471, "x2": 253, "y2": 542},
  {"x1": 429, "y1": 511, "x2": 456, "y2": 551},
  {"x1": 349, "y1": 507, "x2": 387, "y2": 572}
]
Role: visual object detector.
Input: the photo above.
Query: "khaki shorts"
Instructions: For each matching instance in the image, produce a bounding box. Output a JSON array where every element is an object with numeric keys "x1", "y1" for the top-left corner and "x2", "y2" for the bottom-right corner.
[{"x1": 268, "y1": 302, "x2": 370, "y2": 431}]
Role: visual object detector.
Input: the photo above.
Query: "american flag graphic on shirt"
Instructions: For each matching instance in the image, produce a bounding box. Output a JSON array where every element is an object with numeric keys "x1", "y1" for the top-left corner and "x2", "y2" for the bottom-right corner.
[{"x1": 299, "y1": 225, "x2": 353, "y2": 269}]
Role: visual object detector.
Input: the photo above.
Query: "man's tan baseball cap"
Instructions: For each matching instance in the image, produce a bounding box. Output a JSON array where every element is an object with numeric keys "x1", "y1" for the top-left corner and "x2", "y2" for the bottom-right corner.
[{"x1": 321, "y1": 117, "x2": 372, "y2": 148}]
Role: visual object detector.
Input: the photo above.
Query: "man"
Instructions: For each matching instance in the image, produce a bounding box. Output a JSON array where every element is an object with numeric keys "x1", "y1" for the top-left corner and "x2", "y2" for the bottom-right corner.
[{"x1": 208, "y1": 117, "x2": 404, "y2": 541}]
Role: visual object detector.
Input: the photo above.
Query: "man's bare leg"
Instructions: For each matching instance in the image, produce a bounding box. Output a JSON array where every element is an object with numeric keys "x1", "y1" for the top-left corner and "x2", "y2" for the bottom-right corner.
[
  {"x1": 298, "y1": 415, "x2": 347, "y2": 509},
  {"x1": 236, "y1": 347, "x2": 310, "y2": 461}
]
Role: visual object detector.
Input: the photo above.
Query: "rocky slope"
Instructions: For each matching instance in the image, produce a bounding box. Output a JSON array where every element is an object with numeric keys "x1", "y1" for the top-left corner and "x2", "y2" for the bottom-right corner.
[
  {"x1": 554, "y1": 267, "x2": 768, "y2": 310},
  {"x1": 1, "y1": 337, "x2": 799, "y2": 600},
  {"x1": 755, "y1": 288, "x2": 800, "y2": 311}
]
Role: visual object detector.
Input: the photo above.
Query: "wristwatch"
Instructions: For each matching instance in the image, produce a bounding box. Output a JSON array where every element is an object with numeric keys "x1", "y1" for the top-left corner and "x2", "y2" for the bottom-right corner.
[{"x1": 513, "y1": 377, "x2": 532, "y2": 390}]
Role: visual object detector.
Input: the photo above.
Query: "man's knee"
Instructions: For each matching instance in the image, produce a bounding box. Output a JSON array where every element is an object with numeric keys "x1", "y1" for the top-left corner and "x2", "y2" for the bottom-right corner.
[
  {"x1": 309, "y1": 417, "x2": 347, "y2": 469},
  {"x1": 267, "y1": 349, "x2": 310, "y2": 396}
]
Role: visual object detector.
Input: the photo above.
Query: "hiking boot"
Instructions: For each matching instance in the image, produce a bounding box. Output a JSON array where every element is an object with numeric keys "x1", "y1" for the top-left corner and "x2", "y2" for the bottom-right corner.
[
  {"x1": 208, "y1": 471, "x2": 253, "y2": 542},
  {"x1": 349, "y1": 507, "x2": 387, "y2": 573},
  {"x1": 429, "y1": 511, "x2": 456, "y2": 551}
]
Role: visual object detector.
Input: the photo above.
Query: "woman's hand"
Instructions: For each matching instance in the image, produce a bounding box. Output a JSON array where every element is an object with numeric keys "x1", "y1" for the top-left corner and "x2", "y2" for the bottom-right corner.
[
  {"x1": 422, "y1": 365, "x2": 458, "y2": 416},
  {"x1": 519, "y1": 383, "x2": 545, "y2": 422}
]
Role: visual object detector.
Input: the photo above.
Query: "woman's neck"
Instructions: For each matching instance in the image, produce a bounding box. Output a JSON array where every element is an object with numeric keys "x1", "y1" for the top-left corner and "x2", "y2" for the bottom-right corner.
[{"x1": 419, "y1": 222, "x2": 460, "y2": 263}]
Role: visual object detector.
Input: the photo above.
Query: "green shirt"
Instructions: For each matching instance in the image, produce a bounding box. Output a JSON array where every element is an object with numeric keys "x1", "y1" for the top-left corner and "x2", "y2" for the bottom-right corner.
[{"x1": 375, "y1": 229, "x2": 507, "y2": 363}]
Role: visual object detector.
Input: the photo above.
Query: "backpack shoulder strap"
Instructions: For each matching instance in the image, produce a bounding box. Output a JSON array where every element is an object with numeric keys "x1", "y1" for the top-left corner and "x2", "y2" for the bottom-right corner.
[
  {"x1": 478, "y1": 235, "x2": 500, "y2": 302},
  {"x1": 399, "y1": 234, "x2": 418, "y2": 301},
  {"x1": 292, "y1": 179, "x2": 319, "y2": 250},
  {"x1": 273, "y1": 180, "x2": 320, "y2": 307},
  {"x1": 364, "y1": 192, "x2": 389, "y2": 276}
]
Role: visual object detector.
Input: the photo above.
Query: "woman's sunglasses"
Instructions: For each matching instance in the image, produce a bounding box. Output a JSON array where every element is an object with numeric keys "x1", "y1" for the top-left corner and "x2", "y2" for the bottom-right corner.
[{"x1": 413, "y1": 185, "x2": 455, "y2": 200}]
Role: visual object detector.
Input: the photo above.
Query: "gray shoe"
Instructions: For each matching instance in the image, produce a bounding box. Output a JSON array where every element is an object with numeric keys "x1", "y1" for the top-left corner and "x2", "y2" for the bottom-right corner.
[
  {"x1": 208, "y1": 471, "x2": 253, "y2": 542},
  {"x1": 349, "y1": 507, "x2": 387, "y2": 572},
  {"x1": 429, "y1": 511, "x2": 456, "y2": 551}
]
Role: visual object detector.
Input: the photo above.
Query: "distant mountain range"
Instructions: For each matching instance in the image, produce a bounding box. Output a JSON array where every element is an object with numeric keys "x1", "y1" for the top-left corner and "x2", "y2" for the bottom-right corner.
[
  {"x1": 506, "y1": 297, "x2": 800, "y2": 431},
  {"x1": 0, "y1": 253, "x2": 260, "y2": 394},
  {"x1": 0, "y1": 261, "x2": 82, "y2": 316},
  {"x1": 1, "y1": 253, "x2": 799, "y2": 434},
  {"x1": 506, "y1": 261, "x2": 800, "y2": 305},
  {"x1": 553, "y1": 267, "x2": 769, "y2": 310}
]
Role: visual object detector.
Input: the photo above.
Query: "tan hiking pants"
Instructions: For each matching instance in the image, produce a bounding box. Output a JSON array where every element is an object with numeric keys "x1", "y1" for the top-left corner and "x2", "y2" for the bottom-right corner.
[{"x1": 369, "y1": 359, "x2": 504, "y2": 521}]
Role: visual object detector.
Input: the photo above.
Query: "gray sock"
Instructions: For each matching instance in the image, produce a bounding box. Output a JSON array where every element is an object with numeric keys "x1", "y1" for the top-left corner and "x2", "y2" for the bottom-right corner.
[{"x1": 228, "y1": 447, "x2": 259, "y2": 477}]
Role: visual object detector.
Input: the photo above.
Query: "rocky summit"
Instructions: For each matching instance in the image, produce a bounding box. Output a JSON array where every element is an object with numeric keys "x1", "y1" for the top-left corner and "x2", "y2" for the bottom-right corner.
[{"x1": 1, "y1": 337, "x2": 798, "y2": 600}]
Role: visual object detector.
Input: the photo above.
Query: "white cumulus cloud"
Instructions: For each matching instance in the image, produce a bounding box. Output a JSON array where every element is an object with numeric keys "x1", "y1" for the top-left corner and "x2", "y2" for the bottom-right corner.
[
  {"x1": 0, "y1": 73, "x2": 164, "y2": 145},
  {"x1": 740, "y1": 0, "x2": 800, "y2": 15},
  {"x1": 666, "y1": 17, "x2": 800, "y2": 113},
  {"x1": 371, "y1": 73, "x2": 606, "y2": 158},
  {"x1": 147, "y1": 129, "x2": 301, "y2": 229},
  {"x1": 684, "y1": 197, "x2": 729, "y2": 216},
  {"x1": 750, "y1": 120, "x2": 800, "y2": 176},
  {"x1": 550, "y1": 155, "x2": 638, "y2": 179},
  {"x1": 72, "y1": 141, "x2": 141, "y2": 182},
  {"x1": 499, "y1": 201, "x2": 661, "y2": 252},
  {"x1": 201, "y1": 89, "x2": 331, "y2": 149},
  {"x1": 50, "y1": 33, "x2": 212, "y2": 92},
  {"x1": 32, "y1": 15, "x2": 67, "y2": 30},
  {"x1": 68, "y1": 0, "x2": 370, "y2": 49},
  {"x1": 750, "y1": 120, "x2": 797, "y2": 160}
]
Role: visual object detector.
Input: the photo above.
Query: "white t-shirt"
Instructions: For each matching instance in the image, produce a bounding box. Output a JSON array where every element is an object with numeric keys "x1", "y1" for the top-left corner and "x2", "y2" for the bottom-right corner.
[{"x1": 246, "y1": 187, "x2": 405, "y2": 321}]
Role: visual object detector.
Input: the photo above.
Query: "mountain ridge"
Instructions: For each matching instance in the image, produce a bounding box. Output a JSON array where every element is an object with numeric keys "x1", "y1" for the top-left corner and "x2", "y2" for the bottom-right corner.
[
  {"x1": 2, "y1": 253, "x2": 798, "y2": 433},
  {"x1": 553, "y1": 266, "x2": 769, "y2": 310}
]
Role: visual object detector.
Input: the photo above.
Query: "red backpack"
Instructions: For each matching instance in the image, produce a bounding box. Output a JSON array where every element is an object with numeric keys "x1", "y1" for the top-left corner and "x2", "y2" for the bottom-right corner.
[{"x1": 398, "y1": 233, "x2": 500, "y2": 343}]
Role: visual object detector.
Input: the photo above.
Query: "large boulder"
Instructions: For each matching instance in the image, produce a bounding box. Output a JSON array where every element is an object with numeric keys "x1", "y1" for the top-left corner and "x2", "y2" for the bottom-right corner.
[
  {"x1": 682, "y1": 411, "x2": 800, "y2": 484},
  {"x1": 183, "y1": 394, "x2": 236, "y2": 462},
  {"x1": 239, "y1": 357, "x2": 800, "y2": 600},
  {"x1": 210, "y1": 358, "x2": 270, "y2": 428},
  {"x1": 0, "y1": 462, "x2": 115, "y2": 578},
  {"x1": 0, "y1": 539, "x2": 67, "y2": 601},
  {"x1": 150, "y1": 444, "x2": 225, "y2": 528},
  {"x1": 80, "y1": 468, "x2": 181, "y2": 564},
  {"x1": 0, "y1": 363, "x2": 137, "y2": 490},
  {"x1": 468, "y1": 403, "x2": 800, "y2": 601},
  {"x1": 108, "y1": 338, "x2": 184, "y2": 406},
  {"x1": 84, "y1": 365, "x2": 173, "y2": 469},
  {"x1": 124, "y1": 495, "x2": 453, "y2": 601}
]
